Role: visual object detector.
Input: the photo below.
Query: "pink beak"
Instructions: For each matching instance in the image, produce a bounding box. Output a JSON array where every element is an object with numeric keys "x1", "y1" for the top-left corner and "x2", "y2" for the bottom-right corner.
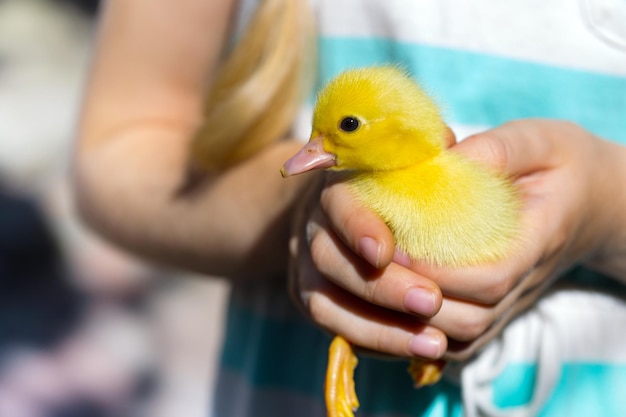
[{"x1": 280, "y1": 136, "x2": 336, "y2": 177}]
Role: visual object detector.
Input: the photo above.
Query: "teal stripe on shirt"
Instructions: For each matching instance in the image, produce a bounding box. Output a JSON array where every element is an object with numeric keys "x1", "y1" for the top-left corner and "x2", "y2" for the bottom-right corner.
[
  {"x1": 492, "y1": 362, "x2": 626, "y2": 416},
  {"x1": 221, "y1": 297, "x2": 626, "y2": 416},
  {"x1": 316, "y1": 37, "x2": 626, "y2": 144},
  {"x1": 220, "y1": 299, "x2": 463, "y2": 416}
]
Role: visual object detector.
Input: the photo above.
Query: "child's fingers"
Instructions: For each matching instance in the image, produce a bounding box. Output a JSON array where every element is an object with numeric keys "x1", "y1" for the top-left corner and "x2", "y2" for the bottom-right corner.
[
  {"x1": 451, "y1": 119, "x2": 572, "y2": 177},
  {"x1": 320, "y1": 178, "x2": 396, "y2": 269},
  {"x1": 302, "y1": 278, "x2": 447, "y2": 360},
  {"x1": 306, "y1": 207, "x2": 442, "y2": 318}
]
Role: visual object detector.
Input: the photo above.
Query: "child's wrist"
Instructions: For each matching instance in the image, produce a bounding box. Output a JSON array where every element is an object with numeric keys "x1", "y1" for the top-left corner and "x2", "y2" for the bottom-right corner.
[{"x1": 584, "y1": 141, "x2": 626, "y2": 282}]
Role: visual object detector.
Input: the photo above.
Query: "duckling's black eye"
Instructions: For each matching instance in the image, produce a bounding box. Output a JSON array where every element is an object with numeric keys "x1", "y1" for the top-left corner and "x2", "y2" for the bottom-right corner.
[{"x1": 339, "y1": 117, "x2": 360, "y2": 132}]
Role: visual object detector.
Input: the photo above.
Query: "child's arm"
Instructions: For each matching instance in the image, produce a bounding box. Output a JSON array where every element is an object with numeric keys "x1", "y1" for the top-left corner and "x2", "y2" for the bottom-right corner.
[{"x1": 74, "y1": 0, "x2": 314, "y2": 279}]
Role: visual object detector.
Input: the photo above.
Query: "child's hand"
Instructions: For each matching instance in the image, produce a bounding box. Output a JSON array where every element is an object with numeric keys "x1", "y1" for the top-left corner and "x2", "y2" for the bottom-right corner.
[
  {"x1": 289, "y1": 174, "x2": 447, "y2": 360},
  {"x1": 288, "y1": 119, "x2": 626, "y2": 361}
]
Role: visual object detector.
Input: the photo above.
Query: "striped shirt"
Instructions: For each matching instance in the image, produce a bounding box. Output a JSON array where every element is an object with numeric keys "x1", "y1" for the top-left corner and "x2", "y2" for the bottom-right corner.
[{"x1": 214, "y1": 1, "x2": 626, "y2": 416}]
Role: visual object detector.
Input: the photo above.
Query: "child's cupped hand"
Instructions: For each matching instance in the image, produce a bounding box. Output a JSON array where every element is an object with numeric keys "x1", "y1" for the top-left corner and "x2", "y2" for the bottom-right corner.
[{"x1": 288, "y1": 119, "x2": 626, "y2": 361}]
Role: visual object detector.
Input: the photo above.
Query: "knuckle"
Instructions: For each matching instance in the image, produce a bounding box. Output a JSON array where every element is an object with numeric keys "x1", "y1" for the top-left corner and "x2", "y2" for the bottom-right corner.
[
  {"x1": 453, "y1": 313, "x2": 492, "y2": 342},
  {"x1": 552, "y1": 119, "x2": 580, "y2": 134},
  {"x1": 337, "y1": 212, "x2": 356, "y2": 242},
  {"x1": 370, "y1": 326, "x2": 397, "y2": 356},
  {"x1": 319, "y1": 185, "x2": 333, "y2": 212},
  {"x1": 362, "y1": 279, "x2": 380, "y2": 304},
  {"x1": 319, "y1": 181, "x2": 345, "y2": 214},
  {"x1": 307, "y1": 293, "x2": 329, "y2": 326},
  {"x1": 464, "y1": 129, "x2": 511, "y2": 172},
  {"x1": 480, "y1": 277, "x2": 513, "y2": 305},
  {"x1": 351, "y1": 327, "x2": 402, "y2": 358},
  {"x1": 309, "y1": 231, "x2": 332, "y2": 270},
  {"x1": 321, "y1": 183, "x2": 364, "y2": 241},
  {"x1": 484, "y1": 130, "x2": 513, "y2": 172}
]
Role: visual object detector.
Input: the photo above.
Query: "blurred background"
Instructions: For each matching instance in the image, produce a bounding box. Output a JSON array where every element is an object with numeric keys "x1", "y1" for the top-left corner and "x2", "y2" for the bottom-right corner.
[{"x1": 0, "y1": 0, "x2": 229, "y2": 416}]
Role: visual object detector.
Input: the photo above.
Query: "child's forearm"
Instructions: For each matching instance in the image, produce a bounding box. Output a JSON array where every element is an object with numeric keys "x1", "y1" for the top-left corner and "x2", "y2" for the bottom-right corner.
[
  {"x1": 75, "y1": 131, "x2": 313, "y2": 279},
  {"x1": 74, "y1": 0, "x2": 316, "y2": 280}
]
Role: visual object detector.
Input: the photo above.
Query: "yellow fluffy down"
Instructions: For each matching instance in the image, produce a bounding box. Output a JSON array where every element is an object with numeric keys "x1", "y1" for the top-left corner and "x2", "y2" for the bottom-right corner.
[
  {"x1": 283, "y1": 67, "x2": 521, "y2": 417},
  {"x1": 317, "y1": 66, "x2": 520, "y2": 267},
  {"x1": 350, "y1": 150, "x2": 519, "y2": 267}
]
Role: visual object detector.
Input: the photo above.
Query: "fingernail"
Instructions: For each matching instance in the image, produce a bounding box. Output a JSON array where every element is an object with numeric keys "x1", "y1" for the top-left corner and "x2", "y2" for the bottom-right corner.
[
  {"x1": 404, "y1": 288, "x2": 437, "y2": 317},
  {"x1": 409, "y1": 332, "x2": 442, "y2": 359},
  {"x1": 393, "y1": 249, "x2": 412, "y2": 267},
  {"x1": 359, "y1": 236, "x2": 381, "y2": 268}
]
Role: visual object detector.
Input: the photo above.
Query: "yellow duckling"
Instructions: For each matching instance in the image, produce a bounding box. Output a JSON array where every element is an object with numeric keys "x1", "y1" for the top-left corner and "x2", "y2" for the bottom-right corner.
[{"x1": 281, "y1": 66, "x2": 520, "y2": 417}]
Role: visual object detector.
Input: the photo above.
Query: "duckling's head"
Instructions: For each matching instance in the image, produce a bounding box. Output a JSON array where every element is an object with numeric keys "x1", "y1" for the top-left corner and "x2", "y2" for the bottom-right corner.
[{"x1": 281, "y1": 67, "x2": 451, "y2": 177}]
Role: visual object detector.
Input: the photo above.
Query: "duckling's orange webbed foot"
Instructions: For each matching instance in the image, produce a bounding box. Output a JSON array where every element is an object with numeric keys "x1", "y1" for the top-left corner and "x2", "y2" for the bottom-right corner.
[
  {"x1": 408, "y1": 358, "x2": 447, "y2": 388},
  {"x1": 325, "y1": 336, "x2": 359, "y2": 417}
]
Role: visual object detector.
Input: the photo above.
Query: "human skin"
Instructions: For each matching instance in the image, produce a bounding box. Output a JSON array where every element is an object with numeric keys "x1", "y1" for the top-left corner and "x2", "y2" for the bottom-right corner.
[
  {"x1": 74, "y1": 0, "x2": 314, "y2": 281},
  {"x1": 75, "y1": 1, "x2": 626, "y2": 361},
  {"x1": 290, "y1": 119, "x2": 626, "y2": 361}
]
